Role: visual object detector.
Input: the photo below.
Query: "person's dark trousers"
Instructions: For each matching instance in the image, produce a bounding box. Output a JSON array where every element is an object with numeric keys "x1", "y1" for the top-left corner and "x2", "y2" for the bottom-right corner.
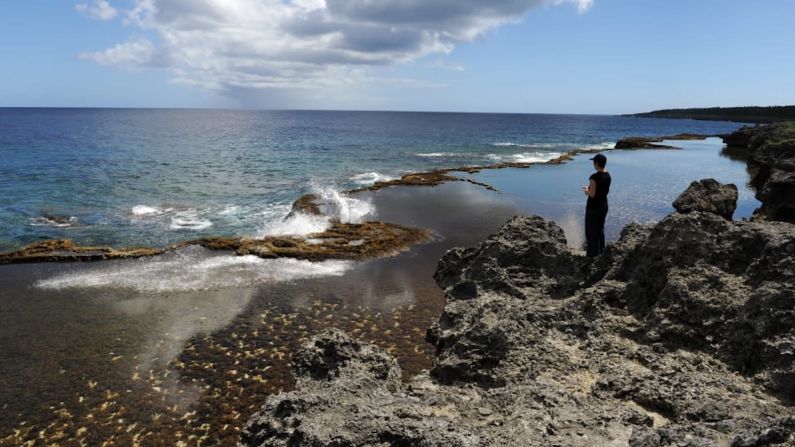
[{"x1": 585, "y1": 205, "x2": 608, "y2": 257}]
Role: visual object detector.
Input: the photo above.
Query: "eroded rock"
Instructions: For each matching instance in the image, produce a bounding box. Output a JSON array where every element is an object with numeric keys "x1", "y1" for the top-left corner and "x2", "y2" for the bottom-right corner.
[
  {"x1": 723, "y1": 122, "x2": 795, "y2": 223},
  {"x1": 244, "y1": 180, "x2": 795, "y2": 446},
  {"x1": 672, "y1": 179, "x2": 738, "y2": 219},
  {"x1": 0, "y1": 221, "x2": 431, "y2": 264}
]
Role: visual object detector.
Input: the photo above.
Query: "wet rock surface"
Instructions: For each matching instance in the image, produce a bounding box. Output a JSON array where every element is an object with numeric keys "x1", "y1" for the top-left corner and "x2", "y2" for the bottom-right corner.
[
  {"x1": 672, "y1": 178, "x2": 738, "y2": 219},
  {"x1": 244, "y1": 181, "x2": 795, "y2": 446},
  {"x1": 614, "y1": 134, "x2": 712, "y2": 149},
  {"x1": 723, "y1": 122, "x2": 795, "y2": 223},
  {"x1": 0, "y1": 221, "x2": 431, "y2": 264}
]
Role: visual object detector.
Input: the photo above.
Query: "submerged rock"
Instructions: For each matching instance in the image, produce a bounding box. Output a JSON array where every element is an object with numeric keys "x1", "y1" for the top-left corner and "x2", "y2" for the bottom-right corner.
[
  {"x1": 672, "y1": 178, "x2": 738, "y2": 219},
  {"x1": 244, "y1": 179, "x2": 795, "y2": 446}
]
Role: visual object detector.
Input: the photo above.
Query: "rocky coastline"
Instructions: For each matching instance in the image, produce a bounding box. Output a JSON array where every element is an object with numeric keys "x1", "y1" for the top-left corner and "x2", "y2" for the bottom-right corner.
[
  {"x1": 722, "y1": 122, "x2": 795, "y2": 222},
  {"x1": 613, "y1": 133, "x2": 715, "y2": 149},
  {"x1": 241, "y1": 123, "x2": 795, "y2": 446},
  {"x1": 0, "y1": 136, "x2": 701, "y2": 265}
]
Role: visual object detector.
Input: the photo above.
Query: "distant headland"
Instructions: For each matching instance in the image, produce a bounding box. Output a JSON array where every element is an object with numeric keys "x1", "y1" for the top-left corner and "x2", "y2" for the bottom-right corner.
[{"x1": 626, "y1": 105, "x2": 795, "y2": 123}]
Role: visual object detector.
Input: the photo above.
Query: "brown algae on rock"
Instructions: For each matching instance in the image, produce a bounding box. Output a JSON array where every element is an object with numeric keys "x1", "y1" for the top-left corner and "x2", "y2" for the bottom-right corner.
[{"x1": 0, "y1": 221, "x2": 431, "y2": 264}]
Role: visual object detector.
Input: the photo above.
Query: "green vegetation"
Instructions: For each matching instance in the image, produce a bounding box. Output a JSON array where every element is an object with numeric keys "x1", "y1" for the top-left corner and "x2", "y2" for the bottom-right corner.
[{"x1": 628, "y1": 106, "x2": 795, "y2": 123}]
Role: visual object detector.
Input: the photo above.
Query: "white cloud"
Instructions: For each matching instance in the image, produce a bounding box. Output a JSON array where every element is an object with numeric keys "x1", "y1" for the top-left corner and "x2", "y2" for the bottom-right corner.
[
  {"x1": 76, "y1": 0, "x2": 118, "y2": 21},
  {"x1": 81, "y1": 0, "x2": 594, "y2": 94},
  {"x1": 555, "y1": 0, "x2": 593, "y2": 14},
  {"x1": 79, "y1": 39, "x2": 157, "y2": 68}
]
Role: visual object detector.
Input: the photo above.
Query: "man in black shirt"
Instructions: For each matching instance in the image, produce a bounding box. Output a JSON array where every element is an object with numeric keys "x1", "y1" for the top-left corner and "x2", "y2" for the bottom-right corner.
[{"x1": 583, "y1": 153, "x2": 611, "y2": 257}]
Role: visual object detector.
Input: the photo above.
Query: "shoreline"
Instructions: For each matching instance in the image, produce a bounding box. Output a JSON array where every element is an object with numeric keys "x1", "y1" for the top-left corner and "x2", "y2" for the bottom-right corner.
[
  {"x1": 0, "y1": 134, "x2": 717, "y2": 266},
  {"x1": 0, "y1": 126, "x2": 779, "y2": 446},
  {"x1": 241, "y1": 122, "x2": 795, "y2": 446}
]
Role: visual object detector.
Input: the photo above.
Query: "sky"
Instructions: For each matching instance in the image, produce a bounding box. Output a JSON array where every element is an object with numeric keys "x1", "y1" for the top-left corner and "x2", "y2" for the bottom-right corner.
[{"x1": 0, "y1": 0, "x2": 793, "y2": 114}]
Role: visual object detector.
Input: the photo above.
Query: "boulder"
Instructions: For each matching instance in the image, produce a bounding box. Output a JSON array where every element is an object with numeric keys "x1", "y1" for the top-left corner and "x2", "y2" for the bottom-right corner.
[{"x1": 672, "y1": 179, "x2": 738, "y2": 220}]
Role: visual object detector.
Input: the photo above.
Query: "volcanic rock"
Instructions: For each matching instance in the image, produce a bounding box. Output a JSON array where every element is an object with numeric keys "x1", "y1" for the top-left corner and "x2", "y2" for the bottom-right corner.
[
  {"x1": 243, "y1": 180, "x2": 795, "y2": 446},
  {"x1": 672, "y1": 179, "x2": 738, "y2": 219},
  {"x1": 723, "y1": 122, "x2": 795, "y2": 222}
]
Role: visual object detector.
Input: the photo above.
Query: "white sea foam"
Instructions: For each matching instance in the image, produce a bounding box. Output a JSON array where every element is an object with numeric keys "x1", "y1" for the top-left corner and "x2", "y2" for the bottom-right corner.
[
  {"x1": 169, "y1": 211, "x2": 213, "y2": 230},
  {"x1": 35, "y1": 247, "x2": 354, "y2": 293},
  {"x1": 314, "y1": 185, "x2": 374, "y2": 223},
  {"x1": 259, "y1": 185, "x2": 374, "y2": 237},
  {"x1": 487, "y1": 152, "x2": 563, "y2": 164},
  {"x1": 580, "y1": 142, "x2": 615, "y2": 151},
  {"x1": 415, "y1": 152, "x2": 461, "y2": 158},
  {"x1": 218, "y1": 205, "x2": 240, "y2": 215},
  {"x1": 28, "y1": 216, "x2": 77, "y2": 227},
  {"x1": 264, "y1": 212, "x2": 330, "y2": 236},
  {"x1": 492, "y1": 142, "x2": 571, "y2": 148},
  {"x1": 132, "y1": 205, "x2": 173, "y2": 216},
  {"x1": 492, "y1": 142, "x2": 615, "y2": 151},
  {"x1": 351, "y1": 172, "x2": 396, "y2": 186}
]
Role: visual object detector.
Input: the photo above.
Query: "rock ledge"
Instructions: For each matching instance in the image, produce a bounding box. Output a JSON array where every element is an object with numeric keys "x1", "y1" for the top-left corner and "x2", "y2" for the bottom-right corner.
[{"x1": 243, "y1": 180, "x2": 795, "y2": 447}]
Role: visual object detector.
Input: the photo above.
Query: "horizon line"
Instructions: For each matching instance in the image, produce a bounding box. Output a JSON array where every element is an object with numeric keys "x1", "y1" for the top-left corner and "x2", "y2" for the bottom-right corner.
[{"x1": 0, "y1": 105, "x2": 627, "y2": 116}]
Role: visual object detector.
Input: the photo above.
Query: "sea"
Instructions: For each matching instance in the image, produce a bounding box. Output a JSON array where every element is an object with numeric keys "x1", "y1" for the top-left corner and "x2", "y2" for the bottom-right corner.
[
  {"x1": 0, "y1": 109, "x2": 757, "y2": 446},
  {"x1": 0, "y1": 108, "x2": 747, "y2": 251}
]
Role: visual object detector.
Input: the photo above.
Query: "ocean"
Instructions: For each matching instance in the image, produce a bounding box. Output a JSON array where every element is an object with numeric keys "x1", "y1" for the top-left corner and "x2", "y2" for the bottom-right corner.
[
  {"x1": 0, "y1": 109, "x2": 757, "y2": 446},
  {"x1": 0, "y1": 108, "x2": 745, "y2": 251}
]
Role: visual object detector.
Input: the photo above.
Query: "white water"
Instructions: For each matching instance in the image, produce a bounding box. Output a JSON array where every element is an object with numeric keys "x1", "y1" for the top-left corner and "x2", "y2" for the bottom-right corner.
[
  {"x1": 487, "y1": 151, "x2": 564, "y2": 164},
  {"x1": 259, "y1": 184, "x2": 375, "y2": 237},
  {"x1": 415, "y1": 152, "x2": 476, "y2": 158},
  {"x1": 169, "y1": 211, "x2": 213, "y2": 230},
  {"x1": 35, "y1": 246, "x2": 353, "y2": 293},
  {"x1": 28, "y1": 216, "x2": 77, "y2": 227},
  {"x1": 132, "y1": 205, "x2": 174, "y2": 216},
  {"x1": 492, "y1": 142, "x2": 573, "y2": 148},
  {"x1": 351, "y1": 172, "x2": 396, "y2": 186}
]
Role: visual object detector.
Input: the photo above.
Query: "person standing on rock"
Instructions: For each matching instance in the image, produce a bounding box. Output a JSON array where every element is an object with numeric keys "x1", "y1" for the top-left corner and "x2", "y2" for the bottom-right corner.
[{"x1": 583, "y1": 153, "x2": 611, "y2": 257}]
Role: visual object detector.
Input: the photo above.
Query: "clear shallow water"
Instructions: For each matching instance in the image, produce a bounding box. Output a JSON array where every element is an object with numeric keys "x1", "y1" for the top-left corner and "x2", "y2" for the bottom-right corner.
[
  {"x1": 0, "y1": 182, "x2": 519, "y2": 446},
  {"x1": 0, "y1": 108, "x2": 745, "y2": 250},
  {"x1": 472, "y1": 138, "x2": 760, "y2": 248}
]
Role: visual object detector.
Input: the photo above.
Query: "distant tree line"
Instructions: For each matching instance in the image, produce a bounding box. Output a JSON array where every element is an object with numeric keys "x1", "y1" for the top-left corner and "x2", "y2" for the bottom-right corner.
[{"x1": 628, "y1": 106, "x2": 795, "y2": 123}]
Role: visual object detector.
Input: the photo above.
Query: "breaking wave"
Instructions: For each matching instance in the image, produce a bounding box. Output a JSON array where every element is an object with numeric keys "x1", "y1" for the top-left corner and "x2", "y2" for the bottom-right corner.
[
  {"x1": 169, "y1": 211, "x2": 213, "y2": 231},
  {"x1": 351, "y1": 172, "x2": 396, "y2": 186},
  {"x1": 131, "y1": 205, "x2": 174, "y2": 216},
  {"x1": 260, "y1": 185, "x2": 375, "y2": 237},
  {"x1": 487, "y1": 152, "x2": 564, "y2": 164},
  {"x1": 28, "y1": 216, "x2": 77, "y2": 227}
]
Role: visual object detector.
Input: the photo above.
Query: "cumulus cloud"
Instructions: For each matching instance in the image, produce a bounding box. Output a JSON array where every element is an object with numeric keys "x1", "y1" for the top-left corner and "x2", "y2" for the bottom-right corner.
[
  {"x1": 76, "y1": 0, "x2": 118, "y2": 21},
  {"x1": 79, "y1": 39, "x2": 157, "y2": 68},
  {"x1": 81, "y1": 0, "x2": 593, "y2": 93}
]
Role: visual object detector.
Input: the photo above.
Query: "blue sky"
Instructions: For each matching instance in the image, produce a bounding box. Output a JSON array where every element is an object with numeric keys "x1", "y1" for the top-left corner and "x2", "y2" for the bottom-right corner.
[{"x1": 0, "y1": 0, "x2": 793, "y2": 113}]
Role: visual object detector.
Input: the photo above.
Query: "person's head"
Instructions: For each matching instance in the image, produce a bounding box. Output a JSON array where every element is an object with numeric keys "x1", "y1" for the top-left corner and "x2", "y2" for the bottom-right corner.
[{"x1": 590, "y1": 153, "x2": 607, "y2": 170}]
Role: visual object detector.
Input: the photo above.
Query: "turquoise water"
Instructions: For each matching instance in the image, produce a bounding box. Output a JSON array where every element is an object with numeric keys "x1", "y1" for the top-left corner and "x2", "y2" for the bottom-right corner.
[
  {"x1": 471, "y1": 138, "x2": 759, "y2": 248},
  {"x1": 0, "y1": 109, "x2": 745, "y2": 250}
]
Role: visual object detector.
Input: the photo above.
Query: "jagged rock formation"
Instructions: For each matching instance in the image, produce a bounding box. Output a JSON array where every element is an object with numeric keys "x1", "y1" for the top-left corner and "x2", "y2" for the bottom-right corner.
[
  {"x1": 672, "y1": 179, "x2": 738, "y2": 220},
  {"x1": 243, "y1": 180, "x2": 795, "y2": 447},
  {"x1": 723, "y1": 122, "x2": 795, "y2": 222}
]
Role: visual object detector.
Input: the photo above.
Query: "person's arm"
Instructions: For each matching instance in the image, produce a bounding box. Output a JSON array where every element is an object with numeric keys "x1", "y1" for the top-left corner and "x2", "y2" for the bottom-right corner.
[{"x1": 584, "y1": 179, "x2": 597, "y2": 198}]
